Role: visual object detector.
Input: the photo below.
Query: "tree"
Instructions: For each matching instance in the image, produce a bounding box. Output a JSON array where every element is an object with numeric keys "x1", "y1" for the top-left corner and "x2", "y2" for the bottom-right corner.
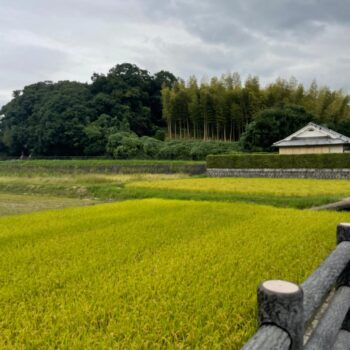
[
  {"x1": 2, "y1": 64, "x2": 350, "y2": 156},
  {"x1": 170, "y1": 82, "x2": 189, "y2": 138},
  {"x1": 161, "y1": 86, "x2": 172, "y2": 138},
  {"x1": 0, "y1": 63, "x2": 177, "y2": 156},
  {"x1": 0, "y1": 81, "x2": 93, "y2": 156},
  {"x1": 199, "y1": 86, "x2": 210, "y2": 140},
  {"x1": 151, "y1": 70, "x2": 177, "y2": 129},
  {"x1": 163, "y1": 73, "x2": 350, "y2": 143},
  {"x1": 239, "y1": 105, "x2": 314, "y2": 151},
  {"x1": 187, "y1": 76, "x2": 201, "y2": 139}
]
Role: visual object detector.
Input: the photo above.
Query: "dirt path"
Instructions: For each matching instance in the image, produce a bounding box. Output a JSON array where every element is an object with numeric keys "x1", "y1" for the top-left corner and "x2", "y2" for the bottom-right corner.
[
  {"x1": 311, "y1": 198, "x2": 350, "y2": 211},
  {"x1": 0, "y1": 192, "x2": 98, "y2": 216}
]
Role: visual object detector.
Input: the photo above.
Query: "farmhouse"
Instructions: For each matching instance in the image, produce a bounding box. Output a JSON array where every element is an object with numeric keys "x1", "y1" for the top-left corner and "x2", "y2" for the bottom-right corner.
[{"x1": 273, "y1": 122, "x2": 350, "y2": 155}]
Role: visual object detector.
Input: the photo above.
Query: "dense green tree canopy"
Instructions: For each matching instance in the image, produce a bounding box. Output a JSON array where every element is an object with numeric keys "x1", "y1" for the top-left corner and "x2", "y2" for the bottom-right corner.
[
  {"x1": 0, "y1": 81, "x2": 93, "y2": 156},
  {"x1": 1, "y1": 64, "x2": 350, "y2": 157},
  {"x1": 163, "y1": 75, "x2": 350, "y2": 143},
  {"x1": 239, "y1": 105, "x2": 314, "y2": 151},
  {"x1": 0, "y1": 63, "x2": 176, "y2": 156}
]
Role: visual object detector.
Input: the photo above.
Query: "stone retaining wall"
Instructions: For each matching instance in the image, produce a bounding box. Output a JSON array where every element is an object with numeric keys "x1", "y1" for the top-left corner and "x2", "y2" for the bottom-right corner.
[
  {"x1": 95, "y1": 164, "x2": 207, "y2": 175},
  {"x1": 207, "y1": 168, "x2": 350, "y2": 179}
]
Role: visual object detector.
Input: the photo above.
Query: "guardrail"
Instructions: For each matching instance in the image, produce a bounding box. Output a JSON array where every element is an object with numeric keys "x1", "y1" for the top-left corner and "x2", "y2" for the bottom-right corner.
[{"x1": 242, "y1": 223, "x2": 350, "y2": 350}]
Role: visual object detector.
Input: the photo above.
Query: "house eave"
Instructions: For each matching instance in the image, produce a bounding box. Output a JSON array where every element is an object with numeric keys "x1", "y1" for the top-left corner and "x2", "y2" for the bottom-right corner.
[
  {"x1": 272, "y1": 143, "x2": 347, "y2": 148},
  {"x1": 273, "y1": 122, "x2": 350, "y2": 147}
]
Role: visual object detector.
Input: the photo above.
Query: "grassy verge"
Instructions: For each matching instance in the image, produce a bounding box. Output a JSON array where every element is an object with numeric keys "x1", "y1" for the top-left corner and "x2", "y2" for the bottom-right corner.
[
  {"x1": 118, "y1": 187, "x2": 342, "y2": 209},
  {"x1": 0, "y1": 174, "x2": 189, "y2": 199},
  {"x1": 128, "y1": 177, "x2": 350, "y2": 197},
  {"x1": 125, "y1": 177, "x2": 350, "y2": 208},
  {"x1": 0, "y1": 159, "x2": 206, "y2": 176},
  {"x1": 0, "y1": 159, "x2": 203, "y2": 166},
  {"x1": 0, "y1": 174, "x2": 346, "y2": 209},
  {"x1": 0, "y1": 193, "x2": 97, "y2": 216},
  {"x1": 1, "y1": 199, "x2": 350, "y2": 349}
]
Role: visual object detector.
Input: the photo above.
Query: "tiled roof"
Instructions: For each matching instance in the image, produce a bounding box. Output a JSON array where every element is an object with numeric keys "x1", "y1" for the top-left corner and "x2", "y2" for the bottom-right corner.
[{"x1": 273, "y1": 122, "x2": 350, "y2": 147}]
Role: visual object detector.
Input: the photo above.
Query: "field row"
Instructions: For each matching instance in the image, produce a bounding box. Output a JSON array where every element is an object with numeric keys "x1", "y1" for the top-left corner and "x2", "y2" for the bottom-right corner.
[
  {"x1": 0, "y1": 174, "x2": 349, "y2": 213},
  {"x1": 128, "y1": 177, "x2": 350, "y2": 197},
  {"x1": 0, "y1": 199, "x2": 349, "y2": 348}
]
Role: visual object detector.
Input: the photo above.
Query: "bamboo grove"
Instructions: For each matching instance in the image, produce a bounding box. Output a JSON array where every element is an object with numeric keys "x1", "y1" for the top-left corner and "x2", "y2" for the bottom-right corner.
[{"x1": 161, "y1": 74, "x2": 350, "y2": 141}]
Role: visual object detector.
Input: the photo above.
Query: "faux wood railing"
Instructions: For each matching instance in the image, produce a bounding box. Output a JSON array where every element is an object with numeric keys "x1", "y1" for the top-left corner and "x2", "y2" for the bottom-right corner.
[{"x1": 242, "y1": 223, "x2": 350, "y2": 350}]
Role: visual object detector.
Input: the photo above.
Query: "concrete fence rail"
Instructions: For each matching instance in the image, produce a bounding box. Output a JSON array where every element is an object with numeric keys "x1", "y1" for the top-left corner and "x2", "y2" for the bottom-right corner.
[{"x1": 242, "y1": 223, "x2": 350, "y2": 350}]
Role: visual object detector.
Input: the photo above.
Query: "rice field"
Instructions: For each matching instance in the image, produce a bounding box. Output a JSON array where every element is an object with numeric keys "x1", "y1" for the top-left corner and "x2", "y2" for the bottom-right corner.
[
  {"x1": 0, "y1": 173, "x2": 190, "y2": 202},
  {"x1": 0, "y1": 172, "x2": 345, "y2": 208},
  {"x1": 1, "y1": 198, "x2": 349, "y2": 349},
  {"x1": 128, "y1": 177, "x2": 350, "y2": 197},
  {"x1": 2, "y1": 167, "x2": 350, "y2": 348}
]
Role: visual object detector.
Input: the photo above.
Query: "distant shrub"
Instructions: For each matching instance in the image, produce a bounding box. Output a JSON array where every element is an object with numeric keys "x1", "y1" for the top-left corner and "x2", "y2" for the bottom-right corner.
[
  {"x1": 106, "y1": 132, "x2": 143, "y2": 159},
  {"x1": 158, "y1": 141, "x2": 191, "y2": 160},
  {"x1": 190, "y1": 142, "x2": 238, "y2": 160},
  {"x1": 140, "y1": 137, "x2": 162, "y2": 158},
  {"x1": 207, "y1": 153, "x2": 350, "y2": 169},
  {"x1": 153, "y1": 129, "x2": 166, "y2": 141}
]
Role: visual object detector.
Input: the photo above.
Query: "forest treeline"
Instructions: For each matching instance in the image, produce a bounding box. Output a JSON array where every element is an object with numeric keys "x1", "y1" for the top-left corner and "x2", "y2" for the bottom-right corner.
[
  {"x1": 1, "y1": 62, "x2": 350, "y2": 157},
  {"x1": 161, "y1": 74, "x2": 350, "y2": 142},
  {"x1": 162, "y1": 73, "x2": 350, "y2": 141},
  {"x1": 0, "y1": 63, "x2": 176, "y2": 156}
]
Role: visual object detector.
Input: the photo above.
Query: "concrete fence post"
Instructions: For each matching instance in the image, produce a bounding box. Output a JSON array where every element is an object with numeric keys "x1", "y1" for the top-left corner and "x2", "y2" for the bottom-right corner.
[
  {"x1": 336, "y1": 223, "x2": 350, "y2": 287},
  {"x1": 337, "y1": 223, "x2": 350, "y2": 244},
  {"x1": 258, "y1": 280, "x2": 304, "y2": 350},
  {"x1": 341, "y1": 309, "x2": 350, "y2": 333},
  {"x1": 336, "y1": 223, "x2": 350, "y2": 334}
]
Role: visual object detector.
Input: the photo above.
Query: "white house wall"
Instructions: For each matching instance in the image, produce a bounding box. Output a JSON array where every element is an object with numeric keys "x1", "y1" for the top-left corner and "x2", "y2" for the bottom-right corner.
[{"x1": 279, "y1": 145, "x2": 344, "y2": 155}]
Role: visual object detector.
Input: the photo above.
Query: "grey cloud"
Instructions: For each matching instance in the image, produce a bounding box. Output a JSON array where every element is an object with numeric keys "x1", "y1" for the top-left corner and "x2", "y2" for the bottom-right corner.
[
  {"x1": 0, "y1": 46, "x2": 68, "y2": 86},
  {"x1": 0, "y1": 40, "x2": 69, "y2": 106},
  {"x1": 0, "y1": 0, "x2": 350, "y2": 108},
  {"x1": 144, "y1": 0, "x2": 350, "y2": 33}
]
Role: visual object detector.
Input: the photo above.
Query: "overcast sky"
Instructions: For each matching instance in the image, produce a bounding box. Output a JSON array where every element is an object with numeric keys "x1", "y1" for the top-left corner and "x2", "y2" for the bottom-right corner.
[{"x1": 1, "y1": 0, "x2": 350, "y2": 107}]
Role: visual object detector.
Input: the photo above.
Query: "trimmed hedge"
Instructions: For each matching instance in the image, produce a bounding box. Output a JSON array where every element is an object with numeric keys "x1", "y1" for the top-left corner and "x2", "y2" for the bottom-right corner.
[{"x1": 207, "y1": 153, "x2": 350, "y2": 169}]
